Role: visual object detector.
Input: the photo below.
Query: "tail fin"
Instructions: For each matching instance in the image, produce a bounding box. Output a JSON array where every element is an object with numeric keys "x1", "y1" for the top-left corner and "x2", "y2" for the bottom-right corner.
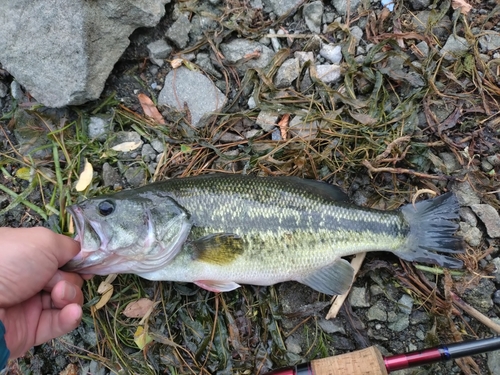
[{"x1": 398, "y1": 193, "x2": 464, "y2": 268}]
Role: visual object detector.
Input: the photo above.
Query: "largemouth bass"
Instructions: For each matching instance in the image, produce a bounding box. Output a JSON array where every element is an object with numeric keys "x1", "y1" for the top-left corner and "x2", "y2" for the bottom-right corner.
[{"x1": 65, "y1": 174, "x2": 463, "y2": 295}]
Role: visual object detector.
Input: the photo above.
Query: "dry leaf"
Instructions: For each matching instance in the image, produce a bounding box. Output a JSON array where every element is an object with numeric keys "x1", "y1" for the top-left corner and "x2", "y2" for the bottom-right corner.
[
  {"x1": 95, "y1": 286, "x2": 113, "y2": 310},
  {"x1": 123, "y1": 298, "x2": 155, "y2": 318},
  {"x1": 138, "y1": 93, "x2": 165, "y2": 124},
  {"x1": 277, "y1": 114, "x2": 290, "y2": 140},
  {"x1": 59, "y1": 363, "x2": 78, "y2": 375},
  {"x1": 171, "y1": 58, "x2": 183, "y2": 68},
  {"x1": 111, "y1": 141, "x2": 142, "y2": 152},
  {"x1": 452, "y1": 0, "x2": 472, "y2": 14},
  {"x1": 75, "y1": 158, "x2": 93, "y2": 192},
  {"x1": 134, "y1": 326, "x2": 153, "y2": 350}
]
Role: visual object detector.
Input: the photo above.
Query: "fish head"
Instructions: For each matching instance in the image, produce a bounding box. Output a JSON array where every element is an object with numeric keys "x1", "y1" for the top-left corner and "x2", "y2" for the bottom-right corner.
[{"x1": 64, "y1": 191, "x2": 191, "y2": 275}]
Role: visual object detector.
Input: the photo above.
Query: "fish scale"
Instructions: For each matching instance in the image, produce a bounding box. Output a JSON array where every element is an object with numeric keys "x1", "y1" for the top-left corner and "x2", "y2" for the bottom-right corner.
[{"x1": 65, "y1": 174, "x2": 464, "y2": 295}]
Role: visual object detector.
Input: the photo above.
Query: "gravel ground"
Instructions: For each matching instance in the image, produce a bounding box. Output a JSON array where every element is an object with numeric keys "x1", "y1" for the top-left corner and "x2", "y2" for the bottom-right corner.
[{"x1": 1, "y1": 1, "x2": 500, "y2": 374}]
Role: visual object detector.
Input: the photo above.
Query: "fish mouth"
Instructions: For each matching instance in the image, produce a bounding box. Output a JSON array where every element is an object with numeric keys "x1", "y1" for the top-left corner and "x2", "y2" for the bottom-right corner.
[{"x1": 64, "y1": 204, "x2": 106, "y2": 273}]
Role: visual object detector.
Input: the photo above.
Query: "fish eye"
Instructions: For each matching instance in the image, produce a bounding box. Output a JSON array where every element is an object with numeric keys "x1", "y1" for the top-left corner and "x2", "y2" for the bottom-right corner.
[{"x1": 98, "y1": 200, "x2": 115, "y2": 216}]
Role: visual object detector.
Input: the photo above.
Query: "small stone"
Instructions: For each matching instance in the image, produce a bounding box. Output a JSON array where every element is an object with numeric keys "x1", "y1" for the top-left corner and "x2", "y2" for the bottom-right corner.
[
  {"x1": 367, "y1": 305, "x2": 387, "y2": 322},
  {"x1": 220, "y1": 39, "x2": 275, "y2": 73},
  {"x1": 486, "y1": 154, "x2": 500, "y2": 166},
  {"x1": 452, "y1": 181, "x2": 481, "y2": 206},
  {"x1": 269, "y1": 28, "x2": 281, "y2": 52},
  {"x1": 0, "y1": 82, "x2": 8, "y2": 98},
  {"x1": 479, "y1": 32, "x2": 500, "y2": 52},
  {"x1": 411, "y1": 0, "x2": 430, "y2": 10},
  {"x1": 388, "y1": 314, "x2": 410, "y2": 332},
  {"x1": 314, "y1": 64, "x2": 342, "y2": 84},
  {"x1": 440, "y1": 35, "x2": 469, "y2": 61},
  {"x1": 289, "y1": 114, "x2": 319, "y2": 140},
  {"x1": 481, "y1": 159, "x2": 494, "y2": 172},
  {"x1": 350, "y1": 26, "x2": 363, "y2": 46},
  {"x1": 274, "y1": 58, "x2": 300, "y2": 88},
  {"x1": 488, "y1": 350, "x2": 500, "y2": 375},
  {"x1": 458, "y1": 222, "x2": 482, "y2": 247},
  {"x1": 415, "y1": 41, "x2": 429, "y2": 57},
  {"x1": 493, "y1": 289, "x2": 500, "y2": 304},
  {"x1": 463, "y1": 278, "x2": 495, "y2": 313},
  {"x1": 303, "y1": 1, "x2": 323, "y2": 34},
  {"x1": 459, "y1": 207, "x2": 477, "y2": 227},
  {"x1": 166, "y1": 13, "x2": 191, "y2": 49},
  {"x1": 150, "y1": 139, "x2": 165, "y2": 153},
  {"x1": 147, "y1": 39, "x2": 172, "y2": 67},
  {"x1": 101, "y1": 163, "x2": 121, "y2": 187},
  {"x1": 470, "y1": 204, "x2": 500, "y2": 238},
  {"x1": 271, "y1": 128, "x2": 282, "y2": 141},
  {"x1": 256, "y1": 111, "x2": 278, "y2": 132},
  {"x1": 215, "y1": 131, "x2": 244, "y2": 143},
  {"x1": 319, "y1": 44, "x2": 342, "y2": 64},
  {"x1": 124, "y1": 166, "x2": 146, "y2": 188},
  {"x1": 349, "y1": 287, "x2": 370, "y2": 307},
  {"x1": 158, "y1": 67, "x2": 227, "y2": 128},
  {"x1": 397, "y1": 294, "x2": 414, "y2": 315},
  {"x1": 318, "y1": 318, "x2": 345, "y2": 334},
  {"x1": 294, "y1": 51, "x2": 314, "y2": 66},
  {"x1": 439, "y1": 152, "x2": 460, "y2": 173},
  {"x1": 196, "y1": 53, "x2": 222, "y2": 78},
  {"x1": 331, "y1": 0, "x2": 361, "y2": 16},
  {"x1": 87, "y1": 116, "x2": 111, "y2": 142},
  {"x1": 245, "y1": 129, "x2": 261, "y2": 139},
  {"x1": 141, "y1": 144, "x2": 157, "y2": 163},
  {"x1": 247, "y1": 96, "x2": 256, "y2": 109},
  {"x1": 110, "y1": 131, "x2": 143, "y2": 150},
  {"x1": 285, "y1": 336, "x2": 302, "y2": 354},
  {"x1": 267, "y1": 0, "x2": 303, "y2": 16},
  {"x1": 11, "y1": 80, "x2": 24, "y2": 100}
]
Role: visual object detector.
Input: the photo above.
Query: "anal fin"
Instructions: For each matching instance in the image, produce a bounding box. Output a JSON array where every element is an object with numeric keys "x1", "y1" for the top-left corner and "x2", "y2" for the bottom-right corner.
[
  {"x1": 195, "y1": 280, "x2": 241, "y2": 293},
  {"x1": 299, "y1": 259, "x2": 354, "y2": 295}
]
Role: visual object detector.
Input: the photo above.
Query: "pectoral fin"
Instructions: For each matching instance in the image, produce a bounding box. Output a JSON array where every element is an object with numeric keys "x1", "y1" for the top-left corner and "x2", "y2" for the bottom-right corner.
[
  {"x1": 191, "y1": 233, "x2": 244, "y2": 265},
  {"x1": 299, "y1": 259, "x2": 354, "y2": 295},
  {"x1": 195, "y1": 280, "x2": 241, "y2": 292}
]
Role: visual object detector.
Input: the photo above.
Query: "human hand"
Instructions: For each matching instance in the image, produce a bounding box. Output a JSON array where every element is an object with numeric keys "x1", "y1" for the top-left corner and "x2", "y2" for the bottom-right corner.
[{"x1": 0, "y1": 227, "x2": 86, "y2": 359}]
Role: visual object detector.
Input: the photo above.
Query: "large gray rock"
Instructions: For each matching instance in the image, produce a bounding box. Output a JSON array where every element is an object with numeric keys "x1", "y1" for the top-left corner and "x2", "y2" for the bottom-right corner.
[
  {"x1": 0, "y1": 0, "x2": 170, "y2": 108},
  {"x1": 158, "y1": 67, "x2": 227, "y2": 128}
]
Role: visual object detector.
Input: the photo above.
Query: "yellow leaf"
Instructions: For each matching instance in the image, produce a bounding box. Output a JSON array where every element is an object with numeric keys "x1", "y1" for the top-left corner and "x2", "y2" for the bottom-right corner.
[
  {"x1": 97, "y1": 274, "x2": 117, "y2": 294},
  {"x1": 95, "y1": 286, "x2": 113, "y2": 310},
  {"x1": 123, "y1": 298, "x2": 155, "y2": 318},
  {"x1": 111, "y1": 141, "x2": 142, "y2": 152},
  {"x1": 15, "y1": 167, "x2": 32, "y2": 181},
  {"x1": 75, "y1": 159, "x2": 93, "y2": 192},
  {"x1": 134, "y1": 326, "x2": 153, "y2": 350}
]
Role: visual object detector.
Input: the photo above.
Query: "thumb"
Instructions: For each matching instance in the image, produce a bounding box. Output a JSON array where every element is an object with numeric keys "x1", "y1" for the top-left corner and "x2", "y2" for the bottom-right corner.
[{"x1": 34, "y1": 304, "x2": 82, "y2": 346}]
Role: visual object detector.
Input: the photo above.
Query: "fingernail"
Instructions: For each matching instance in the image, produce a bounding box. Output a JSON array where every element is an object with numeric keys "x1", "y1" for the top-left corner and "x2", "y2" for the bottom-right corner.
[{"x1": 63, "y1": 283, "x2": 77, "y2": 301}]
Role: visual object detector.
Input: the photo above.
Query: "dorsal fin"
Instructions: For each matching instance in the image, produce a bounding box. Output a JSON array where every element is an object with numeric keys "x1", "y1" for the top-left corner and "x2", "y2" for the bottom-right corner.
[{"x1": 277, "y1": 176, "x2": 349, "y2": 202}]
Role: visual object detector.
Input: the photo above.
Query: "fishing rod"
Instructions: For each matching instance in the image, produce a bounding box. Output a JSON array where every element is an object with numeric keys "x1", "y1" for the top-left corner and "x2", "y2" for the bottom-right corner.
[{"x1": 264, "y1": 336, "x2": 500, "y2": 375}]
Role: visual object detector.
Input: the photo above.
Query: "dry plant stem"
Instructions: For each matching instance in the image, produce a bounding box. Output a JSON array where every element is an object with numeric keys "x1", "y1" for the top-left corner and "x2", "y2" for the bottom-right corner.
[
  {"x1": 325, "y1": 252, "x2": 366, "y2": 320},
  {"x1": 374, "y1": 136, "x2": 411, "y2": 162},
  {"x1": 451, "y1": 292, "x2": 500, "y2": 334},
  {"x1": 362, "y1": 160, "x2": 450, "y2": 181}
]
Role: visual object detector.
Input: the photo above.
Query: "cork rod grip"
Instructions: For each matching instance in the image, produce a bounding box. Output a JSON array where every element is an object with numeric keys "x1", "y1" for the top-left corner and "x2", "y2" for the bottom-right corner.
[{"x1": 310, "y1": 347, "x2": 388, "y2": 375}]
